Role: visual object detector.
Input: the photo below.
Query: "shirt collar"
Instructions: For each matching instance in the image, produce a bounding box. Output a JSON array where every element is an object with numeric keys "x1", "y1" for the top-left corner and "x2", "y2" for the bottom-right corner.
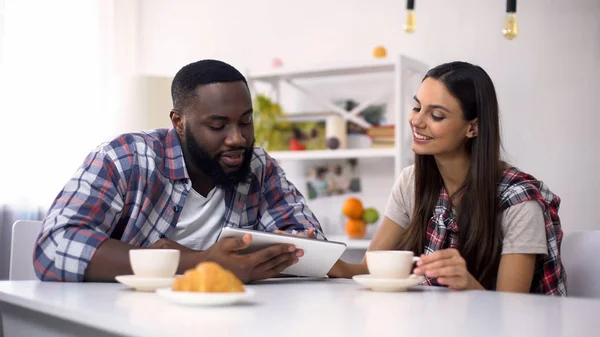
[{"x1": 162, "y1": 128, "x2": 190, "y2": 181}]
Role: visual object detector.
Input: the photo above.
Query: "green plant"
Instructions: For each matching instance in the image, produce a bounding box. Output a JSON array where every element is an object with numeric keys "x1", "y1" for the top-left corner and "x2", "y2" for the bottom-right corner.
[{"x1": 253, "y1": 94, "x2": 286, "y2": 150}]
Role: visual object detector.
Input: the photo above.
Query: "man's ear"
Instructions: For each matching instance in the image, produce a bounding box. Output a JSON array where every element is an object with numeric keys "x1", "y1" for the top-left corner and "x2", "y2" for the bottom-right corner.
[
  {"x1": 466, "y1": 118, "x2": 479, "y2": 138},
  {"x1": 170, "y1": 109, "x2": 184, "y2": 136}
]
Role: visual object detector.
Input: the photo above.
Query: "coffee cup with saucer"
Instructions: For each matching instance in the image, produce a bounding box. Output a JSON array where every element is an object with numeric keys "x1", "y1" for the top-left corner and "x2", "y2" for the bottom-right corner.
[
  {"x1": 115, "y1": 249, "x2": 180, "y2": 292},
  {"x1": 352, "y1": 250, "x2": 425, "y2": 292}
]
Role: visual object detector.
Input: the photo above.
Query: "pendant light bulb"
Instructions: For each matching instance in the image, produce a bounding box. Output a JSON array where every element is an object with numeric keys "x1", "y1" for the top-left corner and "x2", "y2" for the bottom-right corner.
[
  {"x1": 502, "y1": 12, "x2": 519, "y2": 40},
  {"x1": 503, "y1": 0, "x2": 518, "y2": 40},
  {"x1": 403, "y1": 0, "x2": 416, "y2": 33},
  {"x1": 404, "y1": 10, "x2": 416, "y2": 33}
]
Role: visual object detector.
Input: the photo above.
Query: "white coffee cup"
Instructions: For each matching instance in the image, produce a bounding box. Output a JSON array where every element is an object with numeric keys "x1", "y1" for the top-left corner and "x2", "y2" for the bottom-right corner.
[
  {"x1": 129, "y1": 249, "x2": 180, "y2": 278},
  {"x1": 366, "y1": 250, "x2": 420, "y2": 279}
]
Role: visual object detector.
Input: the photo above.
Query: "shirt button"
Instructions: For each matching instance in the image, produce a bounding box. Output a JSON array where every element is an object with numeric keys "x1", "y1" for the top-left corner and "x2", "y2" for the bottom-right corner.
[{"x1": 173, "y1": 206, "x2": 180, "y2": 213}]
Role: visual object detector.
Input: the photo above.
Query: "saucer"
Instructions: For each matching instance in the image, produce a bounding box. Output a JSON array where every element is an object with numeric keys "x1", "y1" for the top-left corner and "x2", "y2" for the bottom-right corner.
[
  {"x1": 155, "y1": 288, "x2": 255, "y2": 306},
  {"x1": 352, "y1": 274, "x2": 425, "y2": 292},
  {"x1": 115, "y1": 275, "x2": 176, "y2": 292}
]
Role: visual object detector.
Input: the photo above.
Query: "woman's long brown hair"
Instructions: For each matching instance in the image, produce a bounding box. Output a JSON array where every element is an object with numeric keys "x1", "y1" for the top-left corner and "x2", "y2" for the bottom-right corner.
[{"x1": 397, "y1": 62, "x2": 504, "y2": 290}]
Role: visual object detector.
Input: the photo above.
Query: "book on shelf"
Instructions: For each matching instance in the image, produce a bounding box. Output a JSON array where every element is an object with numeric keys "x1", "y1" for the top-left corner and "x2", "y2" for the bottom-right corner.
[
  {"x1": 367, "y1": 124, "x2": 395, "y2": 148},
  {"x1": 366, "y1": 124, "x2": 394, "y2": 138},
  {"x1": 370, "y1": 141, "x2": 395, "y2": 148}
]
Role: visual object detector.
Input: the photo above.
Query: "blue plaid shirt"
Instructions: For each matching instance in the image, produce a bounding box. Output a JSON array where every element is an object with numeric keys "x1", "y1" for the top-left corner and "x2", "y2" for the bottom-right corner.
[{"x1": 34, "y1": 128, "x2": 324, "y2": 281}]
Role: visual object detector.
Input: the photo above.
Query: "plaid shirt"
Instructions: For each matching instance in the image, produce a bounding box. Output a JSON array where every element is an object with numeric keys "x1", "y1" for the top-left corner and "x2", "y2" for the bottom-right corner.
[
  {"x1": 422, "y1": 167, "x2": 567, "y2": 295},
  {"x1": 34, "y1": 128, "x2": 324, "y2": 281}
]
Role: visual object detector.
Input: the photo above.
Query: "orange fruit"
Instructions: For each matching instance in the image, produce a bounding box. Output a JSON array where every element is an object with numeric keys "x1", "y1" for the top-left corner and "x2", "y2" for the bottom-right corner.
[
  {"x1": 373, "y1": 46, "x2": 387, "y2": 58},
  {"x1": 345, "y1": 219, "x2": 366, "y2": 239},
  {"x1": 342, "y1": 197, "x2": 364, "y2": 219}
]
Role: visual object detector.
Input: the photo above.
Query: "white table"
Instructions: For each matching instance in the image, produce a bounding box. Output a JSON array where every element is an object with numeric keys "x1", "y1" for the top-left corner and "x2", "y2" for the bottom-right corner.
[{"x1": 0, "y1": 279, "x2": 599, "y2": 337}]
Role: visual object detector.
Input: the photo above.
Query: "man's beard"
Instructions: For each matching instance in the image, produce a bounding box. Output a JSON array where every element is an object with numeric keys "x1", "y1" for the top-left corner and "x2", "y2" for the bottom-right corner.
[{"x1": 184, "y1": 128, "x2": 254, "y2": 188}]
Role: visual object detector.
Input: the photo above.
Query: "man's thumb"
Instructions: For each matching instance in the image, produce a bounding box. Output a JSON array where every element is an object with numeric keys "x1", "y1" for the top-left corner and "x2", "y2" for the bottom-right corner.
[{"x1": 228, "y1": 234, "x2": 252, "y2": 252}]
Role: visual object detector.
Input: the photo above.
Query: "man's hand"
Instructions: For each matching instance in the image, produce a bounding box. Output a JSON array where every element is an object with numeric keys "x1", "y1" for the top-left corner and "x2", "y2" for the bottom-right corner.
[
  {"x1": 204, "y1": 234, "x2": 303, "y2": 284},
  {"x1": 149, "y1": 238, "x2": 194, "y2": 253},
  {"x1": 274, "y1": 228, "x2": 317, "y2": 239}
]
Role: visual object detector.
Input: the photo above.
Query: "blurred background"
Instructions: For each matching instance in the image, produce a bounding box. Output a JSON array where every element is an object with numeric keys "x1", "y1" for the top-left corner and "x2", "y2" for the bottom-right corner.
[{"x1": 0, "y1": 0, "x2": 598, "y2": 278}]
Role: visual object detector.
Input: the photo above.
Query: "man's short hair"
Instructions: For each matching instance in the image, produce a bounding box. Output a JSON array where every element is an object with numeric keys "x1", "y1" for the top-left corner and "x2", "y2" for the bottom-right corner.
[{"x1": 171, "y1": 59, "x2": 247, "y2": 110}]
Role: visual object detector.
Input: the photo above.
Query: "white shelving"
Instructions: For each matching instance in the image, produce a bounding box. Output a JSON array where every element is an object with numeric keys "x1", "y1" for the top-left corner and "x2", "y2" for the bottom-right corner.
[
  {"x1": 248, "y1": 61, "x2": 395, "y2": 82},
  {"x1": 269, "y1": 148, "x2": 396, "y2": 161},
  {"x1": 247, "y1": 55, "x2": 430, "y2": 178},
  {"x1": 248, "y1": 57, "x2": 429, "y2": 243}
]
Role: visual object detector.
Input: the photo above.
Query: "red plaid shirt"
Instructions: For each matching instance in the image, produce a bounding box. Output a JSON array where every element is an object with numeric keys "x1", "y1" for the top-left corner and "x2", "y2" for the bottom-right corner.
[{"x1": 422, "y1": 167, "x2": 567, "y2": 295}]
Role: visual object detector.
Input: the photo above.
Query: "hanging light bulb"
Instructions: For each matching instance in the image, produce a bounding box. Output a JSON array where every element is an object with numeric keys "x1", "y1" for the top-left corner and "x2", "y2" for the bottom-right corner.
[
  {"x1": 502, "y1": 0, "x2": 519, "y2": 40},
  {"x1": 403, "y1": 0, "x2": 416, "y2": 33}
]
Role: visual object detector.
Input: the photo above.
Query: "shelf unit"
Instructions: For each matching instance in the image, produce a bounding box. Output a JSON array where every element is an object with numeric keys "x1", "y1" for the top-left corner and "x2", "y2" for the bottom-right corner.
[
  {"x1": 248, "y1": 61, "x2": 396, "y2": 82},
  {"x1": 268, "y1": 148, "x2": 396, "y2": 161},
  {"x1": 247, "y1": 56, "x2": 429, "y2": 248},
  {"x1": 246, "y1": 55, "x2": 430, "y2": 178}
]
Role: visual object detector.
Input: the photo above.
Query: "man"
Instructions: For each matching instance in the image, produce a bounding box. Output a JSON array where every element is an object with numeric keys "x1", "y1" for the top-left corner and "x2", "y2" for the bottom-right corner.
[{"x1": 34, "y1": 59, "x2": 324, "y2": 283}]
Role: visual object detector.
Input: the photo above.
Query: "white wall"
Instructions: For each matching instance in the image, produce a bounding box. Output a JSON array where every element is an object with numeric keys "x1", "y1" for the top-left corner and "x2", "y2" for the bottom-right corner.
[{"x1": 135, "y1": 0, "x2": 600, "y2": 233}]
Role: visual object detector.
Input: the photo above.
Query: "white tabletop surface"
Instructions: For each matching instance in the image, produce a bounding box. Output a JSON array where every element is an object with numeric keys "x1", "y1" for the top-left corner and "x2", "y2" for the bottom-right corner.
[{"x1": 1, "y1": 279, "x2": 599, "y2": 337}]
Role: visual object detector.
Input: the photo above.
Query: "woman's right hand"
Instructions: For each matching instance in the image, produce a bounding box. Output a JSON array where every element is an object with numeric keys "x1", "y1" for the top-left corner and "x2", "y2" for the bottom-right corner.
[
  {"x1": 327, "y1": 259, "x2": 348, "y2": 278},
  {"x1": 327, "y1": 259, "x2": 369, "y2": 279}
]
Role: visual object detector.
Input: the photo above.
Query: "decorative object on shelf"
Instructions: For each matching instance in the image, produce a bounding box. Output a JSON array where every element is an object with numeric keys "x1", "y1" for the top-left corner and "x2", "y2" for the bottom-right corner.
[
  {"x1": 326, "y1": 116, "x2": 348, "y2": 149},
  {"x1": 362, "y1": 207, "x2": 380, "y2": 224},
  {"x1": 403, "y1": 0, "x2": 416, "y2": 33},
  {"x1": 345, "y1": 218, "x2": 367, "y2": 239},
  {"x1": 326, "y1": 137, "x2": 340, "y2": 149},
  {"x1": 289, "y1": 138, "x2": 307, "y2": 151},
  {"x1": 336, "y1": 99, "x2": 387, "y2": 135},
  {"x1": 254, "y1": 94, "x2": 325, "y2": 151},
  {"x1": 253, "y1": 94, "x2": 284, "y2": 150},
  {"x1": 342, "y1": 197, "x2": 364, "y2": 219},
  {"x1": 343, "y1": 197, "x2": 366, "y2": 239},
  {"x1": 346, "y1": 99, "x2": 387, "y2": 128},
  {"x1": 366, "y1": 124, "x2": 395, "y2": 148},
  {"x1": 307, "y1": 159, "x2": 361, "y2": 200},
  {"x1": 272, "y1": 57, "x2": 283, "y2": 68},
  {"x1": 347, "y1": 134, "x2": 372, "y2": 149},
  {"x1": 373, "y1": 46, "x2": 387, "y2": 58},
  {"x1": 281, "y1": 121, "x2": 325, "y2": 151},
  {"x1": 342, "y1": 197, "x2": 380, "y2": 239},
  {"x1": 502, "y1": 0, "x2": 518, "y2": 40}
]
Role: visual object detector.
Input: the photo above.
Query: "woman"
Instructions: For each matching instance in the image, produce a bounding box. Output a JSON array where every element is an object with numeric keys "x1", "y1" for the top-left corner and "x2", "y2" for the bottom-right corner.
[{"x1": 329, "y1": 61, "x2": 566, "y2": 295}]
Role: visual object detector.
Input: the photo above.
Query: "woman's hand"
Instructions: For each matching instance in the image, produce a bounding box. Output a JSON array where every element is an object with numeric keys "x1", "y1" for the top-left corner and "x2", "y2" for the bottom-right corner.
[{"x1": 413, "y1": 248, "x2": 484, "y2": 290}]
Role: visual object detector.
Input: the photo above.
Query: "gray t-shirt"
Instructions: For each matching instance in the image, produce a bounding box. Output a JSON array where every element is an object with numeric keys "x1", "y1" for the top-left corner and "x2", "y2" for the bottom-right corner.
[{"x1": 384, "y1": 165, "x2": 548, "y2": 255}]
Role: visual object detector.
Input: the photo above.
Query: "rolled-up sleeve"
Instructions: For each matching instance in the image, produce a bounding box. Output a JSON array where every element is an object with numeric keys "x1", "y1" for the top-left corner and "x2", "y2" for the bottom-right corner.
[{"x1": 34, "y1": 149, "x2": 125, "y2": 281}]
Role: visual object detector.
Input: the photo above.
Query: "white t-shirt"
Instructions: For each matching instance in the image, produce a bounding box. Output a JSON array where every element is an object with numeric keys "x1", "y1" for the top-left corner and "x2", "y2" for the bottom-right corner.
[{"x1": 170, "y1": 187, "x2": 226, "y2": 250}]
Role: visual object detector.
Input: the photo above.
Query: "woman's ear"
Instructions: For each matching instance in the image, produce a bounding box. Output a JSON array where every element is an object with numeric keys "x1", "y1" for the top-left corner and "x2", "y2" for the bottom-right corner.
[{"x1": 466, "y1": 118, "x2": 479, "y2": 138}]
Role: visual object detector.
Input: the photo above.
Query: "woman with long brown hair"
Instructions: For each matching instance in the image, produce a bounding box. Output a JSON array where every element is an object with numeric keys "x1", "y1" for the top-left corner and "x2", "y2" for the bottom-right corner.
[{"x1": 329, "y1": 61, "x2": 566, "y2": 294}]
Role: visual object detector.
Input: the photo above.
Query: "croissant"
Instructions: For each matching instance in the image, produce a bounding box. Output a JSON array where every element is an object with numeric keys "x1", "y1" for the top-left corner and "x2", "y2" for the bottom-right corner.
[{"x1": 172, "y1": 262, "x2": 245, "y2": 293}]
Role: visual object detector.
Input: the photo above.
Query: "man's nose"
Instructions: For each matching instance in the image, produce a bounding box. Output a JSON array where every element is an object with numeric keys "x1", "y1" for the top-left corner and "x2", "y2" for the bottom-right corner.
[{"x1": 225, "y1": 125, "x2": 246, "y2": 147}]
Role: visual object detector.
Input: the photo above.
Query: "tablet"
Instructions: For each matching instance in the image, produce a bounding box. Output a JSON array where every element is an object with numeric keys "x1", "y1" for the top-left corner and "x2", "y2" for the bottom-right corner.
[{"x1": 217, "y1": 227, "x2": 347, "y2": 278}]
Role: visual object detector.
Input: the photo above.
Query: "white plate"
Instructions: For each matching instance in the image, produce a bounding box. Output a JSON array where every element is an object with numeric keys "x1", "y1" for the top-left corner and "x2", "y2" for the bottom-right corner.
[
  {"x1": 155, "y1": 287, "x2": 255, "y2": 306},
  {"x1": 352, "y1": 274, "x2": 425, "y2": 292},
  {"x1": 115, "y1": 275, "x2": 176, "y2": 292}
]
